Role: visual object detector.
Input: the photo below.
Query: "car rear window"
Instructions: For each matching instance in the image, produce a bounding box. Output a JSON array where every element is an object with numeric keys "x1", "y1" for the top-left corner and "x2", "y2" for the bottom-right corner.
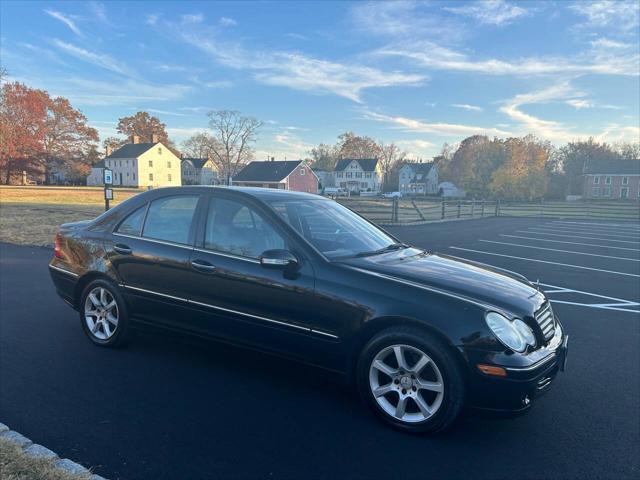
[{"x1": 115, "y1": 205, "x2": 147, "y2": 236}]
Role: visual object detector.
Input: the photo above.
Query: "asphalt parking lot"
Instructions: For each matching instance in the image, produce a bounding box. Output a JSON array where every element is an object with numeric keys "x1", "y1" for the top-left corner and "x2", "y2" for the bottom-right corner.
[{"x1": 1, "y1": 217, "x2": 638, "y2": 480}]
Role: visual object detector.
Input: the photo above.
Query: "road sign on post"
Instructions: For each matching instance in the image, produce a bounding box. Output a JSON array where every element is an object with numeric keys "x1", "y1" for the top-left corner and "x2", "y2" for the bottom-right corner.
[{"x1": 103, "y1": 168, "x2": 113, "y2": 211}]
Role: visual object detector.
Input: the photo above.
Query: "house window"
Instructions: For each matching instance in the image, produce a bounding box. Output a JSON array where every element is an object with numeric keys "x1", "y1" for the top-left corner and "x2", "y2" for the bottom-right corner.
[
  {"x1": 167, "y1": 161, "x2": 171, "y2": 168},
  {"x1": 620, "y1": 187, "x2": 629, "y2": 199},
  {"x1": 168, "y1": 174, "x2": 172, "y2": 182},
  {"x1": 593, "y1": 177, "x2": 600, "y2": 184},
  {"x1": 622, "y1": 176, "x2": 629, "y2": 185},
  {"x1": 149, "y1": 173, "x2": 154, "y2": 181},
  {"x1": 361, "y1": 182, "x2": 367, "y2": 188},
  {"x1": 603, "y1": 186, "x2": 611, "y2": 197},
  {"x1": 365, "y1": 172, "x2": 371, "y2": 178},
  {"x1": 346, "y1": 172, "x2": 352, "y2": 178},
  {"x1": 336, "y1": 172, "x2": 343, "y2": 178},
  {"x1": 300, "y1": 168, "x2": 305, "y2": 176},
  {"x1": 592, "y1": 187, "x2": 600, "y2": 197},
  {"x1": 158, "y1": 147, "x2": 162, "y2": 155},
  {"x1": 356, "y1": 172, "x2": 362, "y2": 178},
  {"x1": 605, "y1": 176, "x2": 612, "y2": 185},
  {"x1": 149, "y1": 160, "x2": 153, "y2": 167}
]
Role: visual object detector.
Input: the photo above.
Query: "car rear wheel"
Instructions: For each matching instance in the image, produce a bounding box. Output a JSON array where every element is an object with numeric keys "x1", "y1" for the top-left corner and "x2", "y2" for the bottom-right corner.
[
  {"x1": 357, "y1": 327, "x2": 466, "y2": 434},
  {"x1": 79, "y1": 279, "x2": 129, "y2": 347}
]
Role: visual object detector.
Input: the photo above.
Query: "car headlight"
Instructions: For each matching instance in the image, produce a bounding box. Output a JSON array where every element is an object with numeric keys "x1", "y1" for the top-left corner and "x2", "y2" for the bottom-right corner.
[{"x1": 485, "y1": 312, "x2": 535, "y2": 353}]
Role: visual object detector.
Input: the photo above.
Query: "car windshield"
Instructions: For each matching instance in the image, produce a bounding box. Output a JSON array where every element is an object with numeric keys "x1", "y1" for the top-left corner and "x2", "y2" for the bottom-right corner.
[{"x1": 267, "y1": 198, "x2": 403, "y2": 259}]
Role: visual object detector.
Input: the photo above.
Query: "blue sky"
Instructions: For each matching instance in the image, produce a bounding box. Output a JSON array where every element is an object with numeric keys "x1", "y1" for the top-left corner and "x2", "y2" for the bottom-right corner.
[{"x1": 1, "y1": 0, "x2": 638, "y2": 160}]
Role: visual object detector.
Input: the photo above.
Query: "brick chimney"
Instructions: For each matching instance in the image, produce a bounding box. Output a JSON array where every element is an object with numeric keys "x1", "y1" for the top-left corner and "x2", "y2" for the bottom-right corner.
[
  {"x1": 132, "y1": 135, "x2": 140, "y2": 144},
  {"x1": 105, "y1": 145, "x2": 113, "y2": 157},
  {"x1": 152, "y1": 133, "x2": 159, "y2": 144}
]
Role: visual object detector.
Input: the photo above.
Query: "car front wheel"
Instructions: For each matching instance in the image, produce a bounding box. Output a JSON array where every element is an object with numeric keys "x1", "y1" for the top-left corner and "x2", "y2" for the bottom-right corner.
[{"x1": 357, "y1": 327, "x2": 466, "y2": 434}]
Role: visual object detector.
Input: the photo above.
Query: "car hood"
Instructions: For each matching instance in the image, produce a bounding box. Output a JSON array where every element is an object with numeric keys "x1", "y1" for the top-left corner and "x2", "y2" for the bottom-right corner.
[{"x1": 339, "y1": 248, "x2": 546, "y2": 315}]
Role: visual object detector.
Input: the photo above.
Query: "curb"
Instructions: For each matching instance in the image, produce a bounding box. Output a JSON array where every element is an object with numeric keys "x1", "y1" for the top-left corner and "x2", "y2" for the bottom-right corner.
[{"x1": 0, "y1": 422, "x2": 107, "y2": 479}]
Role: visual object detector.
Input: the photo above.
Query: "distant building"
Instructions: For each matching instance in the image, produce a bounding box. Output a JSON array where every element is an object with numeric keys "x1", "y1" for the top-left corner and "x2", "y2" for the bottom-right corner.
[
  {"x1": 232, "y1": 160, "x2": 318, "y2": 193},
  {"x1": 398, "y1": 162, "x2": 438, "y2": 195},
  {"x1": 87, "y1": 135, "x2": 181, "y2": 187},
  {"x1": 86, "y1": 160, "x2": 105, "y2": 186},
  {"x1": 583, "y1": 159, "x2": 640, "y2": 200},
  {"x1": 438, "y1": 181, "x2": 466, "y2": 198},
  {"x1": 333, "y1": 158, "x2": 382, "y2": 194},
  {"x1": 313, "y1": 168, "x2": 334, "y2": 191},
  {"x1": 181, "y1": 157, "x2": 220, "y2": 185}
]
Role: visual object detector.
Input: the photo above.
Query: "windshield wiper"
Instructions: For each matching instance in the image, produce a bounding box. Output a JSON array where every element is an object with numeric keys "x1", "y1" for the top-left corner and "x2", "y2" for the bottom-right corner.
[{"x1": 354, "y1": 243, "x2": 409, "y2": 257}]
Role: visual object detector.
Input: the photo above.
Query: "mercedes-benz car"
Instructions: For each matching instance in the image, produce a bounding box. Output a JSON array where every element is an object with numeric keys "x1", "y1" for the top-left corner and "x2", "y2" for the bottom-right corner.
[{"x1": 49, "y1": 186, "x2": 568, "y2": 433}]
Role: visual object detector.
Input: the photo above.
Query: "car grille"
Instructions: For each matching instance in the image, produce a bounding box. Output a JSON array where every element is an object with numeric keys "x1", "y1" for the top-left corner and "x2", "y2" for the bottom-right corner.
[{"x1": 535, "y1": 302, "x2": 555, "y2": 342}]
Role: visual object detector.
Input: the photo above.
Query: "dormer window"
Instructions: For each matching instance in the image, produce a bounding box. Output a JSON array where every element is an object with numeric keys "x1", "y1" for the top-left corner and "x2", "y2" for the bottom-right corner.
[
  {"x1": 158, "y1": 147, "x2": 162, "y2": 155},
  {"x1": 300, "y1": 168, "x2": 305, "y2": 175}
]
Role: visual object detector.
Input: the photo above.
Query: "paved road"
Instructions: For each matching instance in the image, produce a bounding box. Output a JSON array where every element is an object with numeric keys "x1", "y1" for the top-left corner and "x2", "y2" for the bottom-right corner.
[{"x1": 1, "y1": 217, "x2": 639, "y2": 479}]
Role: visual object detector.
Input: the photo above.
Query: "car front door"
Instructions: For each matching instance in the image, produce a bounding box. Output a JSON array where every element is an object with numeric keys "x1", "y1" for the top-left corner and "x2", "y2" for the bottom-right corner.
[
  {"x1": 184, "y1": 193, "x2": 323, "y2": 357},
  {"x1": 106, "y1": 193, "x2": 203, "y2": 330}
]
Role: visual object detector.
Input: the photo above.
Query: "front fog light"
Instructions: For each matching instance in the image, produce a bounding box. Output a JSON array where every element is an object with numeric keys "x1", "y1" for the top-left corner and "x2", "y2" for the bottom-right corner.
[
  {"x1": 513, "y1": 319, "x2": 536, "y2": 348},
  {"x1": 485, "y1": 312, "x2": 526, "y2": 352}
]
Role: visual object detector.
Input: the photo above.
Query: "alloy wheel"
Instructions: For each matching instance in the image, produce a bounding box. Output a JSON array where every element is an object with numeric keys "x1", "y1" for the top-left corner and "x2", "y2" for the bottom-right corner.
[
  {"x1": 84, "y1": 286, "x2": 119, "y2": 340},
  {"x1": 369, "y1": 344, "x2": 444, "y2": 423}
]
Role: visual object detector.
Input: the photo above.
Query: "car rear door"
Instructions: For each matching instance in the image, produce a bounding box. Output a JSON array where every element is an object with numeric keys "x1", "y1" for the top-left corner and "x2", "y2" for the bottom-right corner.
[
  {"x1": 106, "y1": 193, "x2": 204, "y2": 330},
  {"x1": 184, "y1": 192, "x2": 326, "y2": 357}
]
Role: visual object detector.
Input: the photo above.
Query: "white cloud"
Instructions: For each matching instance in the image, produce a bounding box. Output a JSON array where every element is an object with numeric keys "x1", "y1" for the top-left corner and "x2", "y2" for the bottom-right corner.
[
  {"x1": 181, "y1": 13, "x2": 204, "y2": 24},
  {"x1": 566, "y1": 99, "x2": 593, "y2": 109},
  {"x1": 452, "y1": 103, "x2": 483, "y2": 112},
  {"x1": 377, "y1": 40, "x2": 639, "y2": 76},
  {"x1": 396, "y1": 139, "x2": 438, "y2": 159},
  {"x1": 590, "y1": 38, "x2": 632, "y2": 49},
  {"x1": 362, "y1": 110, "x2": 511, "y2": 137},
  {"x1": 594, "y1": 124, "x2": 640, "y2": 144},
  {"x1": 145, "y1": 108, "x2": 187, "y2": 117},
  {"x1": 145, "y1": 14, "x2": 159, "y2": 26},
  {"x1": 177, "y1": 29, "x2": 425, "y2": 102},
  {"x1": 569, "y1": 1, "x2": 640, "y2": 31},
  {"x1": 45, "y1": 10, "x2": 83, "y2": 37},
  {"x1": 219, "y1": 17, "x2": 237, "y2": 27},
  {"x1": 51, "y1": 39, "x2": 137, "y2": 78},
  {"x1": 444, "y1": 0, "x2": 529, "y2": 26}
]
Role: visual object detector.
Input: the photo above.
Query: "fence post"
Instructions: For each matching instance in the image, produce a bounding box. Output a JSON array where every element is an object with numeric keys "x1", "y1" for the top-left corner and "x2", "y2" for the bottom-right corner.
[
  {"x1": 457, "y1": 201, "x2": 461, "y2": 218},
  {"x1": 471, "y1": 199, "x2": 475, "y2": 217},
  {"x1": 481, "y1": 200, "x2": 485, "y2": 217},
  {"x1": 392, "y1": 197, "x2": 399, "y2": 222},
  {"x1": 495, "y1": 199, "x2": 501, "y2": 217},
  {"x1": 540, "y1": 197, "x2": 544, "y2": 217},
  {"x1": 441, "y1": 199, "x2": 445, "y2": 219}
]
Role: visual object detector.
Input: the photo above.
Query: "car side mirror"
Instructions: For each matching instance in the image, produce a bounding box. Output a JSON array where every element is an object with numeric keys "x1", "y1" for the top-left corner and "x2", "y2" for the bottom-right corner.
[{"x1": 260, "y1": 249, "x2": 299, "y2": 269}]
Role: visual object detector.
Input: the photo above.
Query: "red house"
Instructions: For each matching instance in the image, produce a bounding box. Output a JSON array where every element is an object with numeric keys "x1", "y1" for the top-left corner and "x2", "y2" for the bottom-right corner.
[
  {"x1": 231, "y1": 160, "x2": 318, "y2": 194},
  {"x1": 582, "y1": 159, "x2": 640, "y2": 200}
]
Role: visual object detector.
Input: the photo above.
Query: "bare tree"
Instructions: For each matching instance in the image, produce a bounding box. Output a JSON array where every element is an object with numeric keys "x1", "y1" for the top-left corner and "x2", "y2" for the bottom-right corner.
[
  {"x1": 207, "y1": 110, "x2": 262, "y2": 184},
  {"x1": 181, "y1": 132, "x2": 220, "y2": 159}
]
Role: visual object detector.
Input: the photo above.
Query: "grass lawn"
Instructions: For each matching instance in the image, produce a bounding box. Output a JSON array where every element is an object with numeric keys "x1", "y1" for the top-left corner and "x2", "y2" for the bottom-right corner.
[{"x1": 0, "y1": 438, "x2": 92, "y2": 480}]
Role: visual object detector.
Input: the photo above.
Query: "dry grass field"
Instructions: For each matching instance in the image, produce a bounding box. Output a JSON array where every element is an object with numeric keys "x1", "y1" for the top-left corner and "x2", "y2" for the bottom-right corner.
[{"x1": 0, "y1": 186, "x2": 142, "y2": 246}]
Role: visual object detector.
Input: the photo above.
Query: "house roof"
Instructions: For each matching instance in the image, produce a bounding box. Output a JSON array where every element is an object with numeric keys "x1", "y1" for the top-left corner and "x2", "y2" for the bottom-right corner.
[
  {"x1": 404, "y1": 162, "x2": 434, "y2": 176},
  {"x1": 233, "y1": 160, "x2": 303, "y2": 182},
  {"x1": 106, "y1": 142, "x2": 158, "y2": 159},
  {"x1": 92, "y1": 160, "x2": 105, "y2": 169},
  {"x1": 584, "y1": 159, "x2": 640, "y2": 175},
  {"x1": 182, "y1": 157, "x2": 210, "y2": 169},
  {"x1": 334, "y1": 158, "x2": 378, "y2": 172}
]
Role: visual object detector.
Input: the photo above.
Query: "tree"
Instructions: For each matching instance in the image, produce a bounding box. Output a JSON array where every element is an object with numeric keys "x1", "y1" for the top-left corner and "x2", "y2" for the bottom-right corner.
[
  {"x1": 181, "y1": 132, "x2": 220, "y2": 159},
  {"x1": 116, "y1": 111, "x2": 170, "y2": 143},
  {"x1": 309, "y1": 143, "x2": 338, "y2": 170},
  {"x1": 207, "y1": 110, "x2": 262, "y2": 183},
  {"x1": 41, "y1": 96, "x2": 99, "y2": 184},
  {"x1": 336, "y1": 132, "x2": 382, "y2": 159},
  {"x1": 0, "y1": 82, "x2": 48, "y2": 184},
  {"x1": 557, "y1": 138, "x2": 622, "y2": 195},
  {"x1": 615, "y1": 142, "x2": 640, "y2": 160},
  {"x1": 378, "y1": 142, "x2": 406, "y2": 191}
]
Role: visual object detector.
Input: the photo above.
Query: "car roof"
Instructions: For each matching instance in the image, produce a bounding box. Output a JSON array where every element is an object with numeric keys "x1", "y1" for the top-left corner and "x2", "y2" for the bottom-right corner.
[{"x1": 143, "y1": 185, "x2": 326, "y2": 202}]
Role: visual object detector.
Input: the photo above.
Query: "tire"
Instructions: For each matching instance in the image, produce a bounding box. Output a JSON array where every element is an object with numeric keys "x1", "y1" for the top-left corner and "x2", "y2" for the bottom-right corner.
[
  {"x1": 79, "y1": 279, "x2": 129, "y2": 347},
  {"x1": 356, "y1": 326, "x2": 466, "y2": 434}
]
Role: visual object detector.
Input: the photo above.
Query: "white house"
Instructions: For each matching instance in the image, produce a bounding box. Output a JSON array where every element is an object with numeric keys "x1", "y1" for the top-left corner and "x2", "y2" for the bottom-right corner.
[
  {"x1": 398, "y1": 162, "x2": 438, "y2": 195},
  {"x1": 313, "y1": 168, "x2": 334, "y2": 191},
  {"x1": 86, "y1": 160, "x2": 105, "y2": 186},
  {"x1": 181, "y1": 157, "x2": 219, "y2": 185},
  {"x1": 333, "y1": 158, "x2": 382, "y2": 194},
  {"x1": 87, "y1": 135, "x2": 182, "y2": 188}
]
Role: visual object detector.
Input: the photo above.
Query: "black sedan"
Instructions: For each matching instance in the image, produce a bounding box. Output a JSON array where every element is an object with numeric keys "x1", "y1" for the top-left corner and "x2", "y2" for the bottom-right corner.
[{"x1": 49, "y1": 186, "x2": 568, "y2": 433}]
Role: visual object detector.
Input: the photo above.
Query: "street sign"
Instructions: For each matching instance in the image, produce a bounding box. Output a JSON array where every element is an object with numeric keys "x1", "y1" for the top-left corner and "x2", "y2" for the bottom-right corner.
[
  {"x1": 105, "y1": 188, "x2": 113, "y2": 201},
  {"x1": 104, "y1": 168, "x2": 113, "y2": 185}
]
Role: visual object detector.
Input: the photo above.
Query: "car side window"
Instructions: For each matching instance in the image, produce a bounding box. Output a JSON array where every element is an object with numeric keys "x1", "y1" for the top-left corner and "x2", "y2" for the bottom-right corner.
[
  {"x1": 142, "y1": 195, "x2": 199, "y2": 245},
  {"x1": 204, "y1": 197, "x2": 285, "y2": 258},
  {"x1": 116, "y1": 205, "x2": 147, "y2": 236}
]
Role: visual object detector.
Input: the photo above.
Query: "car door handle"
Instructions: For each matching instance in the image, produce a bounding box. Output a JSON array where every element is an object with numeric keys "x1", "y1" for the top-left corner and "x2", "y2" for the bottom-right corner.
[
  {"x1": 191, "y1": 259, "x2": 217, "y2": 273},
  {"x1": 113, "y1": 244, "x2": 132, "y2": 255}
]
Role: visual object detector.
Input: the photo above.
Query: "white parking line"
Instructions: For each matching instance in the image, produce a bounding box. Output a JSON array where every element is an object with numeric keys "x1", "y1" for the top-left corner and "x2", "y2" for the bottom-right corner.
[
  {"x1": 551, "y1": 221, "x2": 640, "y2": 229},
  {"x1": 449, "y1": 247, "x2": 640, "y2": 277},
  {"x1": 516, "y1": 230, "x2": 640, "y2": 244},
  {"x1": 540, "y1": 283, "x2": 639, "y2": 313},
  {"x1": 525, "y1": 227, "x2": 640, "y2": 239},
  {"x1": 500, "y1": 234, "x2": 640, "y2": 252},
  {"x1": 479, "y1": 239, "x2": 640, "y2": 261}
]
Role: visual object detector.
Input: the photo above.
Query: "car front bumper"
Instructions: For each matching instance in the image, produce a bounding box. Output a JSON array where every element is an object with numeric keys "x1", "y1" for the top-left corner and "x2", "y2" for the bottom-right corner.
[{"x1": 466, "y1": 326, "x2": 569, "y2": 413}]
